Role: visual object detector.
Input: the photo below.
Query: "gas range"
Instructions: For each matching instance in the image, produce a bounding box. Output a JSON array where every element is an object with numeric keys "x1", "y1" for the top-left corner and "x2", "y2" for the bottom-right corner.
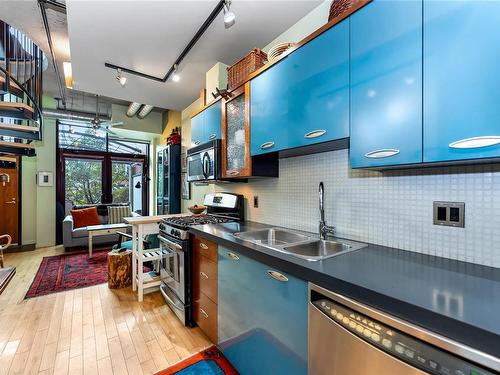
[
  {"x1": 157, "y1": 192, "x2": 244, "y2": 326},
  {"x1": 160, "y1": 214, "x2": 236, "y2": 240},
  {"x1": 159, "y1": 192, "x2": 245, "y2": 241}
]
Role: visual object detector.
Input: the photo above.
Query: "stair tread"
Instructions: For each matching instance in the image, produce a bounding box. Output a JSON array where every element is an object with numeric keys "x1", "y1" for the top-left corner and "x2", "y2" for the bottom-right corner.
[
  {"x1": 0, "y1": 101, "x2": 34, "y2": 113},
  {"x1": 0, "y1": 140, "x2": 35, "y2": 149},
  {"x1": 0, "y1": 76, "x2": 22, "y2": 90},
  {"x1": 0, "y1": 122, "x2": 39, "y2": 133}
]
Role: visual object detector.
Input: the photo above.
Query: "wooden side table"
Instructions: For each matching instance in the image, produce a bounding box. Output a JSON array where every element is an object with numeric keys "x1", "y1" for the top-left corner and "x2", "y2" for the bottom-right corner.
[{"x1": 107, "y1": 250, "x2": 132, "y2": 289}]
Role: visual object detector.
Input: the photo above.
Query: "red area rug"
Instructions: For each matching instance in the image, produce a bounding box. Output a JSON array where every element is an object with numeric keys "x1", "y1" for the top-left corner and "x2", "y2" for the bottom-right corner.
[
  {"x1": 155, "y1": 346, "x2": 238, "y2": 375},
  {"x1": 25, "y1": 249, "x2": 111, "y2": 299}
]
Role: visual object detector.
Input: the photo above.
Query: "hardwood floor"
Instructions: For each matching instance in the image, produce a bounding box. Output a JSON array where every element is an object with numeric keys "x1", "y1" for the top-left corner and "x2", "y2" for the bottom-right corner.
[{"x1": 0, "y1": 246, "x2": 212, "y2": 375}]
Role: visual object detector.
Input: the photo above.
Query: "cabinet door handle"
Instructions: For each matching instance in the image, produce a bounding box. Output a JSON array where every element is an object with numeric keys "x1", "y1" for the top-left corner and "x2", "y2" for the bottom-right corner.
[
  {"x1": 449, "y1": 136, "x2": 500, "y2": 149},
  {"x1": 260, "y1": 141, "x2": 275, "y2": 150},
  {"x1": 304, "y1": 129, "x2": 326, "y2": 139},
  {"x1": 267, "y1": 270, "x2": 288, "y2": 282},
  {"x1": 227, "y1": 252, "x2": 240, "y2": 260},
  {"x1": 209, "y1": 133, "x2": 217, "y2": 140},
  {"x1": 200, "y1": 271, "x2": 209, "y2": 279},
  {"x1": 200, "y1": 243, "x2": 209, "y2": 250},
  {"x1": 226, "y1": 170, "x2": 240, "y2": 176},
  {"x1": 200, "y1": 308, "x2": 209, "y2": 318},
  {"x1": 364, "y1": 149, "x2": 400, "y2": 159},
  {"x1": 194, "y1": 140, "x2": 201, "y2": 145}
]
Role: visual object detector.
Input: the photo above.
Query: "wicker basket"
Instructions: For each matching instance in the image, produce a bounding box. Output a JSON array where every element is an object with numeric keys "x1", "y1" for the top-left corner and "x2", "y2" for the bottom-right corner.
[
  {"x1": 227, "y1": 48, "x2": 267, "y2": 90},
  {"x1": 328, "y1": 0, "x2": 355, "y2": 22}
]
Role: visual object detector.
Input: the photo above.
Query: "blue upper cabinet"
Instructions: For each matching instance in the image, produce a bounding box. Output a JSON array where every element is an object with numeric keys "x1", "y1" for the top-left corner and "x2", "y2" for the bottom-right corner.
[
  {"x1": 218, "y1": 247, "x2": 308, "y2": 375},
  {"x1": 287, "y1": 18, "x2": 350, "y2": 148},
  {"x1": 423, "y1": 1, "x2": 500, "y2": 162},
  {"x1": 251, "y1": 18, "x2": 350, "y2": 156},
  {"x1": 350, "y1": 0, "x2": 423, "y2": 168},
  {"x1": 204, "y1": 100, "x2": 222, "y2": 142},
  {"x1": 250, "y1": 58, "x2": 292, "y2": 155},
  {"x1": 191, "y1": 111, "x2": 204, "y2": 147},
  {"x1": 190, "y1": 101, "x2": 222, "y2": 147}
]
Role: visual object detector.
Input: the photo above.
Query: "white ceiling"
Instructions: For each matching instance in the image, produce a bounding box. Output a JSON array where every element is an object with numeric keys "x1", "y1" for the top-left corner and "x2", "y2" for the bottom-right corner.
[{"x1": 66, "y1": 0, "x2": 322, "y2": 110}]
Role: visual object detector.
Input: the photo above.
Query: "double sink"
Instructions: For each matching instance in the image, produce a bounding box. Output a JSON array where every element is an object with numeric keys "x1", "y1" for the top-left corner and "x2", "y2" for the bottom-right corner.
[{"x1": 233, "y1": 228, "x2": 367, "y2": 261}]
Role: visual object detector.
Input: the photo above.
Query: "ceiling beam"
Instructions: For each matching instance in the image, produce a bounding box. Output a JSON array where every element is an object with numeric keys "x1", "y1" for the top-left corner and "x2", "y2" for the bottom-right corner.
[{"x1": 104, "y1": 0, "x2": 226, "y2": 83}]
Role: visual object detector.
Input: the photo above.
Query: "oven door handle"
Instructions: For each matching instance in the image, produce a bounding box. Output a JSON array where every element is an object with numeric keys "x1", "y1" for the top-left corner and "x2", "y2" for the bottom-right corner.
[{"x1": 158, "y1": 235, "x2": 183, "y2": 251}]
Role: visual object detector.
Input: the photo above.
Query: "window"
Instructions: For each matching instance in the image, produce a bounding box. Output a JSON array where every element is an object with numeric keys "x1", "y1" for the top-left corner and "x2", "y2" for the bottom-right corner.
[{"x1": 57, "y1": 121, "x2": 149, "y2": 155}]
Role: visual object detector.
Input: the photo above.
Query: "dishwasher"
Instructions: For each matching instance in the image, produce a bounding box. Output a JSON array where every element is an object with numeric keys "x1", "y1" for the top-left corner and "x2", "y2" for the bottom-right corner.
[{"x1": 309, "y1": 283, "x2": 499, "y2": 375}]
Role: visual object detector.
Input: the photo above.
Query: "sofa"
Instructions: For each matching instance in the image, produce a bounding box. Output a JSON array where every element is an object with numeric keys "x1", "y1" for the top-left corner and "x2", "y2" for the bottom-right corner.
[{"x1": 63, "y1": 203, "x2": 140, "y2": 250}]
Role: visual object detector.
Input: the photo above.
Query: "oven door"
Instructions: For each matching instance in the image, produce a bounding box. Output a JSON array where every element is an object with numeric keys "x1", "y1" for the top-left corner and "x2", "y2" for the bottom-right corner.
[
  {"x1": 158, "y1": 234, "x2": 185, "y2": 303},
  {"x1": 187, "y1": 148, "x2": 215, "y2": 182}
]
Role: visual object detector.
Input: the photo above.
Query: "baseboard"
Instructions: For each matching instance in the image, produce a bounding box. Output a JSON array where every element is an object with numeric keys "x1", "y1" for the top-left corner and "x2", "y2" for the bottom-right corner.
[{"x1": 4, "y1": 243, "x2": 36, "y2": 253}]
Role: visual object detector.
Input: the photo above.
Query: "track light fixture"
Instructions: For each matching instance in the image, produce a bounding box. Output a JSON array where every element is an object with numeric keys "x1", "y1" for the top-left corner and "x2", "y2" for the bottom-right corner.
[
  {"x1": 116, "y1": 68, "x2": 127, "y2": 87},
  {"x1": 172, "y1": 64, "x2": 180, "y2": 82},
  {"x1": 223, "y1": 0, "x2": 236, "y2": 29}
]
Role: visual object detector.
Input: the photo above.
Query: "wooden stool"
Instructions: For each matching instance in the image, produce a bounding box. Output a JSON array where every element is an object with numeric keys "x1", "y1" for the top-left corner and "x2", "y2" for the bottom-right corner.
[{"x1": 107, "y1": 250, "x2": 132, "y2": 289}]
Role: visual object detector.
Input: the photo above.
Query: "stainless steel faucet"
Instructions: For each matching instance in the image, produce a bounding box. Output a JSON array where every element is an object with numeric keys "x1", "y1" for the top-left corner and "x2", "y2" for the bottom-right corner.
[{"x1": 319, "y1": 182, "x2": 335, "y2": 240}]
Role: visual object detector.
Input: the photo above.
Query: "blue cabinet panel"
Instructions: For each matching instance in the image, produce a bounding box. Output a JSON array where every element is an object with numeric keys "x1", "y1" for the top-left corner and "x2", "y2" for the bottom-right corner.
[
  {"x1": 190, "y1": 101, "x2": 222, "y2": 147},
  {"x1": 250, "y1": 59, "x2": 292, "y2": 155},
  {"x1": 423, "y1": 1, "x2": 500, "y2": 162},
  {"x1": 204, "y1": 101, "x2": 222, "y2": 142},
  {"x1": 191, "y1": 112, "x2": 204, "y2": 146},
  {"x1": 250, "y1": 19, "x2": 350, "y2": 156},
  {"x1": 288, "y1": 18, "x2": 350, "y2": 148},
  {"x1": 350, "y1": 0, "x2": 423, "y2": 168},
  {"x1": 218, "y1": 247, "x2": 307, "y2": 375}
]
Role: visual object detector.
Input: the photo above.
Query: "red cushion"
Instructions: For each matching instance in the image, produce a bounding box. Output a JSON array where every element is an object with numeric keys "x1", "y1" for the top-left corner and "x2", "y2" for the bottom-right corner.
[{"x1": 71, "y1": 207, "x2": 101, "y2": 229}]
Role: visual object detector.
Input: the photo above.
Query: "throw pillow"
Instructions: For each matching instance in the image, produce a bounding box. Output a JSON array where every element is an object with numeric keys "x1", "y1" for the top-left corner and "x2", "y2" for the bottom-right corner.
[
  {"x1": 108, "y1": 205, "x2": 131, "y2": 224},
  {"x1": 71, "y1": 207, "x2": 101, "y2": 229}
]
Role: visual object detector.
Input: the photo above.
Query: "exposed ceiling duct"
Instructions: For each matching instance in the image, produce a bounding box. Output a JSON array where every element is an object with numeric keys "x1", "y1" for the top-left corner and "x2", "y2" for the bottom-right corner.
[
  {"x1": 42, "y1": 108, "x2": 111, "y2": 122},
  {"x1": 126, "y1": 102, "x2": 142, "y2": 117},
  {"x1": 137, "y1": 104, "x2": 155, "y2": 119}
]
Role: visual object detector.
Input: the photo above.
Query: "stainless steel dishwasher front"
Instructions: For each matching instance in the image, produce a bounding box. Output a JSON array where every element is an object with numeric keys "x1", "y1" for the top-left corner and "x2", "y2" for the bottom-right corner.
[{"x1": 308, "y1": 283, "x2": 499, "y2": 375}]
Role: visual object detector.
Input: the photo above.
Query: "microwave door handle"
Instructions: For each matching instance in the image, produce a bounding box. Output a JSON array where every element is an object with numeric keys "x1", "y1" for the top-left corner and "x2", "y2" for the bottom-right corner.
[{"x1": 202, "y1": 152, "x2": 210, "y2": 179}]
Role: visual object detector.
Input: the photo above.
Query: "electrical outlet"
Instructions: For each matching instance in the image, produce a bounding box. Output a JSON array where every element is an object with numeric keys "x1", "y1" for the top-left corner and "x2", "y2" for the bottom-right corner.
[
  {"x1": 433, "y1": 202, "x2": 465, "y2": 227},
  {"x1": 253, "y1": 196, "x2": 259, "y2": 208}
]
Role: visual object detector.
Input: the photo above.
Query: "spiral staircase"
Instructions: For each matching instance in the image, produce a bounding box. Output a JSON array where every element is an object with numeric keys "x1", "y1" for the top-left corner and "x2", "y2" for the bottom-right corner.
[{"x1": 0, "y1": 19, "x2": 44, "y2": 157}]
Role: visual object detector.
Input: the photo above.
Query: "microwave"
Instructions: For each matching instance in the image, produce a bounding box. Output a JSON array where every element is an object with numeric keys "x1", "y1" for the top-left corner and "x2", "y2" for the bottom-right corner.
[{"x1": 187, "y1": 140, "x2": 221, "y2": 182}]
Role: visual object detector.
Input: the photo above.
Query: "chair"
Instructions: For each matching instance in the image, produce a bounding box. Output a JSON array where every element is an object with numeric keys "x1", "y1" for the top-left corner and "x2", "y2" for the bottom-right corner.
[{"x1": 0, "y1": 234, "x2": 16, "y2": 294}]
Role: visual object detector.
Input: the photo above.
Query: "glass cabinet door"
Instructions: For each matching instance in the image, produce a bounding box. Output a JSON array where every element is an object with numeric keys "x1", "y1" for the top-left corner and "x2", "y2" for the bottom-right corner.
[{"x1": 222, "y1": 83, "x2": 251, "y2": 178}]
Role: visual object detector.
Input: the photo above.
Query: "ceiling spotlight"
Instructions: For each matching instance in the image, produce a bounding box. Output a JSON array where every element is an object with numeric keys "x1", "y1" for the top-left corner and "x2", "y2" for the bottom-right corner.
[
  {"x1": 171, "y1": 64, "x2": 180, "y2": 82},
  {"x1": 223, "y1": 0, "x2": 235, "y2": 29},
  {"x1": 116, "y1": 68, "x2": 127, "y2": 87}
]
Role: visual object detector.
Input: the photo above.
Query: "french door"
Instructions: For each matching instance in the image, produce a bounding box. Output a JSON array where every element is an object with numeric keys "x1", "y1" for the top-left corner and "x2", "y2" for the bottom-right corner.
[{"x1": 56, "y1": 150, "x2": 149, "y2": 243}]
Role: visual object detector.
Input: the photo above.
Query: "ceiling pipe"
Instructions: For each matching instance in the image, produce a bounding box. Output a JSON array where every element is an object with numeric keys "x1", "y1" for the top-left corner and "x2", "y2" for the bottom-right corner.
[
  {"x1": 137, "y1": 105, "x2": 154, "y2": 119},
  {"x1": 42, "y1": 108, "x2": 111, "y2": 122},
  {"x1": 38, "y1": 0, "x2": 67, "y2": 106},
  {"x1": 126, "y1": 102, "x2": 142, "y2": 117},
  {"x1": 104, "y1": 0, "x2": 226, "y2": 83}
]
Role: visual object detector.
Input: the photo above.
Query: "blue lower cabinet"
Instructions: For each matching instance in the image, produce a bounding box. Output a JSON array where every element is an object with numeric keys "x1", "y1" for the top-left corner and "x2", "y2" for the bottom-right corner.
[
  {"x1": 423, "y1": 0, "x2": 500, "y2": 162},
  {"x1": 287, "y1": 18, "x2": 350, "y2": 148},
  {"x1": 350, "y1": 0, "x2": 423, "y2": 168},
  {"x1": 218, "y1": 247, "x2": 308, "y2": 375}
]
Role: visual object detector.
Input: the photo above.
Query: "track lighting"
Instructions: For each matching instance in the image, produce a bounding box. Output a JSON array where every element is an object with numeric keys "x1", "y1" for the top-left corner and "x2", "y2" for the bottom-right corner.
[
  {"x1": 116, "y1": 68, "x2": 127, "y2": 87},
  {"x1": 172, "y1": 64, "x2": 180, "y2": 82},
  {"x1": 223, "y1": 0, "x2": 235, "y2": 29}
]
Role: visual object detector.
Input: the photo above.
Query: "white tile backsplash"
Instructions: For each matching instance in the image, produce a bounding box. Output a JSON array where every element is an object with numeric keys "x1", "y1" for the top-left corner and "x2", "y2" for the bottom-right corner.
[{"x1": 216, "y1": 149, "x2": 500, "y2": 268}]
